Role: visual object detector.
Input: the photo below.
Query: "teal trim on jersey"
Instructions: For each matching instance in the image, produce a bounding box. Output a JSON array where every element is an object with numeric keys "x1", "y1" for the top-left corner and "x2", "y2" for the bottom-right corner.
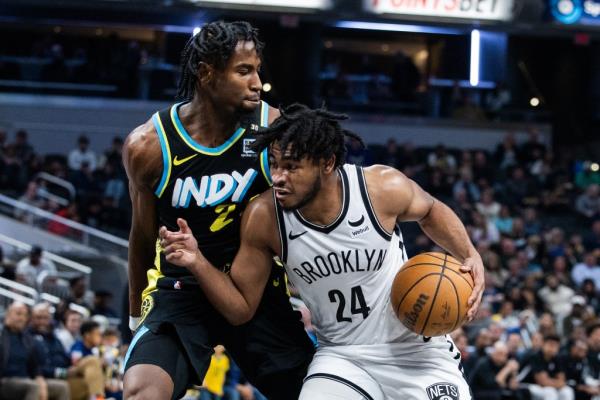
[
  {"x1": 122, "y1": 325, "x2": 149, "y2": 372},
  {"x1": 152, "y1": 113, "x2": 172, "y2": 198},
  {"x1": 260, "y1": 100, "x2": 269, "y2": 127},
  {"x1": 171, "y1": 103, "x2": 245, "y2": 156},
  {"x1": 260, "y1": 149, "x2": 272, "y2": 185},
  {"x1": 259, "y1": 101, "x2": 272, "y2": 185}
]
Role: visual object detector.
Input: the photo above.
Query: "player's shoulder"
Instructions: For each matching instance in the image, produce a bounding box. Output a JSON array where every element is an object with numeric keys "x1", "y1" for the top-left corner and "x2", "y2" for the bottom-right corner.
[
  {"x1": 245, "y1": 190, "x2": 276, "y2": 221},
  {"x1": 362, "y1": 164, "x2": 410, "y2": 191},
  {"x1": 123, "y1": 117, "x2": 162, "y2": 184},
  {"x1": 267, "y1": 103, "x2": 280, "y2": 125}
]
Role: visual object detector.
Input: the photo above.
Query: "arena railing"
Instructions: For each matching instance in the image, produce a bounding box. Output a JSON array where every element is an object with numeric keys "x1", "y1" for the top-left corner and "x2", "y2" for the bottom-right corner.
[
  {"x1": 0, "y1": 232, "x2": 92, "y2": 276},
  {"x1": 0, "y1": 276, "x2": 91, "y2": 318},
  {"x1": 0, "y1": 193, "x2": 129, "y2": 258}
]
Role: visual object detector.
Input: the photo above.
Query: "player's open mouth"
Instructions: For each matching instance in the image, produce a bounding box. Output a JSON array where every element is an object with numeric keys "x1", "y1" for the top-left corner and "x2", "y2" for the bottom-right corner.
[{"x1": 274, "y1": 189, "x2": 290, "y2": 200}]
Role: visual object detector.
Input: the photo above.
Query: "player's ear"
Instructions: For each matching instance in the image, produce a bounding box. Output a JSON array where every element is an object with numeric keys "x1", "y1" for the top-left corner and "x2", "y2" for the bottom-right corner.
[
  {"x1": 322, "y1": 156, "x2": 336, "y2": 174},
  {"x1": 197, "y1": 62, "x2": 214, "y2": 87}
]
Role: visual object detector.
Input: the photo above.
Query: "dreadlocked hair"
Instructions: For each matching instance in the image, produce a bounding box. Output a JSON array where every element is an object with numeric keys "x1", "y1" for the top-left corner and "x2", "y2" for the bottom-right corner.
[
  {"x1": 177, "y1": 21, "x2": 264, "y2": 101},
  {"x1": 250, "y1": 103, "x2": 364, "y2": 168}
]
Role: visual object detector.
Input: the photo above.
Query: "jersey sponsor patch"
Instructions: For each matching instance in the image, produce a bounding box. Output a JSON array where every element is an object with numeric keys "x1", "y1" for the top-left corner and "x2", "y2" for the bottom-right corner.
[
  {"x1": 242, "y1": 138, "x2": 257, "y2": 157},
  {"x1": 426, "y1": 382, "x2": 459, "y2": 400}
]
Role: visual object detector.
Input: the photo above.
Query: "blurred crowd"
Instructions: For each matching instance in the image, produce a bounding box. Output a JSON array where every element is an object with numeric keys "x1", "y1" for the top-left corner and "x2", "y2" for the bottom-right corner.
[
  {"x1": 4, "y1": 123, "x2": 600, "y2": 399},
  {"x1": 0, "y1": 301, "x2": 123, "y2": 400},
  {"x1": 347, "y1": 129, "x2": 600, "y2": 400},
  {"x1": 0, "y1": 129, "x2": 130, "y2": 237}
]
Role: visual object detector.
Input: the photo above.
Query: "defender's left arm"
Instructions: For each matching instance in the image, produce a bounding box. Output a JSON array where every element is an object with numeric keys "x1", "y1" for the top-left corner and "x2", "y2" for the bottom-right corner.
[{"x1": 365, "y1": 165, "x2": 484, "y2": 321}]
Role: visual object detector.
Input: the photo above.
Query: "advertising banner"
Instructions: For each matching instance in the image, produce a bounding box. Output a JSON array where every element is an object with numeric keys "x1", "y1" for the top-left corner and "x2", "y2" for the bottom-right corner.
[
  {"x1": 364, "y1": 0, "x2": 515, "y2": 21},
  {"x1": 550, "y1": 0, "x2": 600, "y2": 25}
]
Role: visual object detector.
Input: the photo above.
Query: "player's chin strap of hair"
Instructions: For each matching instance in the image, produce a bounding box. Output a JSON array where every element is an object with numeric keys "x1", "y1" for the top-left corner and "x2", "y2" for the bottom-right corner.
[{"x1": 129, "y1": 316, "x2": 141, "y2": 331}]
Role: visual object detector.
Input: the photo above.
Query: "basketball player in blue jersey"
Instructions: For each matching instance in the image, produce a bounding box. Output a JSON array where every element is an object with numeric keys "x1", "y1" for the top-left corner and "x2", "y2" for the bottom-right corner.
[
  {"x1": 122, "y1": 23, "x2": 314, "y2": 400},
  {"x1": 160, "y1": 104, "x2": 485, "y2": 399}
]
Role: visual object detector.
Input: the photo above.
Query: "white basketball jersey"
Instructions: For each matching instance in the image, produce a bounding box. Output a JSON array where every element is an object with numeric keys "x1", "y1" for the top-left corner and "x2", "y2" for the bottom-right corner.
[{"x1": 275, "y1": 164, "x2": 415, "y2": 347}]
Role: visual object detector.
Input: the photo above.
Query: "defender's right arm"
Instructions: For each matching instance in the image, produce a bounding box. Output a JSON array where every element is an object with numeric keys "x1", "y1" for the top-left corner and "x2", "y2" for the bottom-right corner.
[{"x1": 123, "y1": 121, "x2": 163, "y2": 326}]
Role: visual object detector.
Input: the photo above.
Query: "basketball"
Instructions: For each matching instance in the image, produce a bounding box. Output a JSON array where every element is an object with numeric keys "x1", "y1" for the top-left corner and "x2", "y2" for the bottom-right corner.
[{"x1": 391, "y1": 252, "x2": 474, "y2": 337}]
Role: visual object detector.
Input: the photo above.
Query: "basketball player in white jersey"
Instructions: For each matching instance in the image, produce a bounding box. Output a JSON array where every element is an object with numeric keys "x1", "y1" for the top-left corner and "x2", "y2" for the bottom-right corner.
[{"x1": 159, "y1": 104, "x2": 484, "y2": 399}]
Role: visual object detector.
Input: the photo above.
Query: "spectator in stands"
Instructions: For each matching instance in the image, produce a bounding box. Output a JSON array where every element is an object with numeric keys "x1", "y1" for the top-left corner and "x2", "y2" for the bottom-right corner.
[
  {"x1": 473, "y1": 150, "x2": 494, "y2": 185},
  {"x1": 346, "y1": 137, "x2": 371, "y2": 166},
  {"x1": 504, "y1": 167, "x2": 536, "y2": 207},
  {"x1": 99, "y1": 136, "x2": 124, "y2": 172},
  {"x1": 69, "y1": 320, "x2": 105, "y2": 400},
  {"x1": 0, "y1": 245, "x2": 16, "y2": 280},
  {"x1": 55, "y1": 309, "x2": 82, "y2": 354},
  {"x1": 476, "y1": 188, "x2": 502, "y2": 222},
  {"x1": 552, "y1": 256, "x2": 572, "y2": 286},
  {"x1": 575, "y1": 162, "x2": 600, "y2": 190},
  {"x1": 68, "y1": 135, "x2": 97, "y2": 172},
  {"x1": 571, "y1": 253, "x2": 600, "y2": 289},
  {"x1": 521, "y1": 334, "x2": 575, "y2": 400},
  {"x1": 201, "y1": 345, "x2": 230, "y2": 400},
  {"x1": 538, "y1": 274, "x2": 575, "y2": 320},
  {"x1": 14, "y1": 181, "x2": 46, "y2": 224},
  {"x1": 427, "y1": 144, "x2": 457, "y2": 174},
  {"x1": 0, "y1": 302, "x2": 69, "y2": 400},
  {"x1": 381, "y1": 138, "x2": 401, "y2": 169},
  {"x1": 452, "y1": 168, "x2": 480, "y2": 203},
  {"x1": 562, "y1": 296, "x2": 592, "y2": 345},
  {"x1": 1, "y1": 143, "x2": 26, "y2": 193},
  {"x1": 560, "y1": 339, "x2": 599, "y2": 400},
  {"x1": 12, "y1": 129, "x2": 35, "y2": 164},
  {"x1": 470, "y1": 210, "x2": 500, "y2": 244},
  {"x1": 47, "y1": 202, "x2": 81, "y2": 237},
  {"x1": 584, "y1": 220, "x2": 600, "y2": 251},
  {"x1": 28, "y1": 303, "x2": 72, "y2": 380},
  {"x1": 575, "y1": 184, "x2": 600, "y2": 220},
  {"x1": 468, "y1": 341, "x2": 525, "y2": 400},
  {"x1": 523, "y1": 208, "x2": 542, "y2": 236},
  {"x1": 98, "y1": 328, "x2": 123, "y2": 400},
  {"x1": 587, "y1": 323, "x2": 600, "y2": 380},
  {"x1": 28, "y1": 303, "x2": 104, "y2": 400},
  {"x1": 494, "y1": 205, "x2": 513, "y2": 235},
  {"x1": 580, "y1": 279, "x2": 600, "y2": 315},
  {"x1": 92, "y1": 290, "x2": 118, "y2": 318},
  {"x1": 494, "y1": 132, "x2": 519, "y2": 171},
  {"x1": 464, "y1": 328, "x2": 493, "y2": 373},
  {"x1": 520, "y1": 127, "x2": 547, "y2": 165},
  {"x1": 65, "y1": 275, "x2": 94, "y2": 312},
  {"x1": 16, "y1": 245, "x2": 57, "y2": 288}
]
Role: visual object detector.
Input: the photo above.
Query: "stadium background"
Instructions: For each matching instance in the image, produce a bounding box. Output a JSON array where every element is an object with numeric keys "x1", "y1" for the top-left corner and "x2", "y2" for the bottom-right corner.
[{"x1": 0, "y1": 0, "x2": 600, "y2": 398}]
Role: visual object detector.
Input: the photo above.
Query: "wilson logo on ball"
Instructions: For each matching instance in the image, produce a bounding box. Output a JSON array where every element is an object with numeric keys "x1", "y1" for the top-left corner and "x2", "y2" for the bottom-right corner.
[{"x1": 403, "y1": 293, "x2": 429, "y2": 330}]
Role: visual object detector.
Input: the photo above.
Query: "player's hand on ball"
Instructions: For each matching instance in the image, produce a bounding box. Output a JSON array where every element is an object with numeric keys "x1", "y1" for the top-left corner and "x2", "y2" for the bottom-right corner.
[
  {"x1": 159, "y1": 218, "x2": 201, "y2": 269},
  {"x1": 459, "y1": 253, "x2": 484, "y2": 322}
]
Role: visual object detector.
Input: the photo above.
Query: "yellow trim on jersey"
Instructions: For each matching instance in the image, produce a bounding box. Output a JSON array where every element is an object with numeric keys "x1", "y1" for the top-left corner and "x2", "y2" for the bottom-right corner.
[
  {"x1": 170, "y1": 104, "x2": 246, "y2": 156},
  {"x1": 141, "y1": 239, "x2": 164, "y2": 298},
  {"x1": 153, "y1": 113, "x2": 172, "y2": 198}
]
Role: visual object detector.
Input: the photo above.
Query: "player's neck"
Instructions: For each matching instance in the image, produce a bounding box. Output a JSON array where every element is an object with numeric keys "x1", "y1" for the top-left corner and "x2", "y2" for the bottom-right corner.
[
  {"x1": 179, "y1": 97, "x2": 241, "y2": 147},
  {"x1": 299, "y1": 171, "x2": 342, "y2": 226}
]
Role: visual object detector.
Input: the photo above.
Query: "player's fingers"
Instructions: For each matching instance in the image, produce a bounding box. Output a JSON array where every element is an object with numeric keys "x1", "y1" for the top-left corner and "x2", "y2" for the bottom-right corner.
[
  {"x1": 177, "y1": 218, "x2": 191, "y2": 234},
  {"x1": 163, "y1": 243, "x2": 186, "y2": 255},
  {"x1": 158, "y1": 226, "x2": 168, "y2": 238},
  {"x1": 459, "y1": 258, "x2": 474, "y2": 272}
]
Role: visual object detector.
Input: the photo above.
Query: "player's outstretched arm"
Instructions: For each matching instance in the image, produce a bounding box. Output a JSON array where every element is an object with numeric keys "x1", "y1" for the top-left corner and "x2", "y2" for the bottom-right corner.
[
  {"x1": 123, "y1": 121, "x2": 162, "y2": 328},
  {"x1": 365, "y1": 165, "x2": 484, "y2": 321},
  {"x1": 160, "y1": 194, "x2": 276, "y2": 325}
]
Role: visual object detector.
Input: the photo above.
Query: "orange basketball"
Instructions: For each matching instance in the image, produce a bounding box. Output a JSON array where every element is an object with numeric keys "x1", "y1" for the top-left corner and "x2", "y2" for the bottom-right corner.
[{"x1": 391, "y1": 252, "x2": 474, "y2": 337}]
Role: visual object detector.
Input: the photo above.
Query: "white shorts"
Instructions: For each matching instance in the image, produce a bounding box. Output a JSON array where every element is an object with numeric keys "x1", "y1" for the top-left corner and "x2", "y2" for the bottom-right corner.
[{"x1": 300, "y1": 336, "x2": 472, "y2": 400}]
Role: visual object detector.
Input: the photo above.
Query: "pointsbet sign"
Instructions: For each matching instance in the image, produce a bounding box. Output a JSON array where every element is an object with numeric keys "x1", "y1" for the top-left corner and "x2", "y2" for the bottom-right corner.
[
  {"x1": 364, "y1": 0, "x2": 515, "y2": 21},
  {"x1": 189, "y1": 0, "x2": 332, "y2": 10}
]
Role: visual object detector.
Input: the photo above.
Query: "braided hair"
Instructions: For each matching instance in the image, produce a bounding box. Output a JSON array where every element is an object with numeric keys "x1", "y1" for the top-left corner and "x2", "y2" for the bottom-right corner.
[
  {"x1": 177, "y1": 21, "x2": 264, "y2": 101},
  {"x1": 250, "y1": 104, "x2": 364, "y2": 168}
]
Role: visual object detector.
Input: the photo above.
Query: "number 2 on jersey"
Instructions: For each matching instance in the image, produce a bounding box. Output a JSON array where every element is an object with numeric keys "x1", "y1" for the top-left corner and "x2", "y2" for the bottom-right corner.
[
  {"x1": 328, "y1": 286, "x2": 371, "y2": 323},
  {"x1": 210, "y1": 204, "x2": 236, "y2": 232}
]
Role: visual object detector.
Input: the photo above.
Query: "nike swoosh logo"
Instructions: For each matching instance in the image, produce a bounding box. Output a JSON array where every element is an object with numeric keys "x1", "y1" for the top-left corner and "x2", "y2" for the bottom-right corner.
[
  {"x1": 173, "y1": 154, "x2": 198, "y2": 166},
  {"x1": 348, "y1": 215, "x2": 365, "y2": 227},
  {"x1": 288, "y1": 231, "x2": 307, "y2": 240}
]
